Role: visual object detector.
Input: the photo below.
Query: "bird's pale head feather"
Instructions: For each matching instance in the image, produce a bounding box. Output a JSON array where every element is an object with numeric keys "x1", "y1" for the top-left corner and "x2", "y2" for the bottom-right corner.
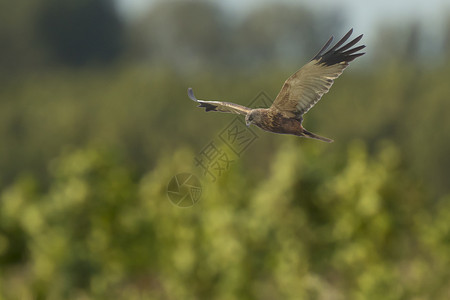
[{"x1": 245, "y1": 109, "x2": 265, "y2": 127}]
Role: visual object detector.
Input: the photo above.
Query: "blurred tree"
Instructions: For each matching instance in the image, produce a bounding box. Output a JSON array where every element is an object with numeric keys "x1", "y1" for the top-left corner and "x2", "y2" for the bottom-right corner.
[
  {"x1": 38, "y1": 0, "x2": 124, "y2": 66},
  {"x1": 374, "y1": 21, "x2": 445, "y2": 66},
  {"x1": 128, "y1": 1, "x2": 228, "y2": 72},
  {"x1": 233, "y1": 4, "x2": 320, "y2": 67},
  {"x1": 0, "y1": 1, "x2": 47, "y2": 75},
  {"x1": 444, "y1": 15, "x2": 450, "y2": 59},
  {"x1": 404, "y1": 23, "x2": 421, "y2": 63},
  {"x1": 126, "y1": 2, "x2": 344, "y2": 72}
]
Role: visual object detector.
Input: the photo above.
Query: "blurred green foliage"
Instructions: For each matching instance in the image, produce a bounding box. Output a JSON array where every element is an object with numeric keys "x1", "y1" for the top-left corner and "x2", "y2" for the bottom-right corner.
[
  {"x1": 1, "y1": 137, "x2": 449, "y2": 299},
  {"x1": 1, "y1": 0, "x2": 450, "y2": 299}
]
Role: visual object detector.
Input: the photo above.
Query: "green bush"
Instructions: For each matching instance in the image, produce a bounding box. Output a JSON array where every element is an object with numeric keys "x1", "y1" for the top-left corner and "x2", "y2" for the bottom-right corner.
[{"x1": 1, "y1": 139, "x2": 448, "y2": 299}]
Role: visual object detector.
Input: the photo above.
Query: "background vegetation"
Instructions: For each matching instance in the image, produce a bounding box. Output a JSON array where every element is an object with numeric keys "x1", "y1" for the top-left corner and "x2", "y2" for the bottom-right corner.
[{"x1": 0, "y1": 0, "x2": 449, "y2": 299}]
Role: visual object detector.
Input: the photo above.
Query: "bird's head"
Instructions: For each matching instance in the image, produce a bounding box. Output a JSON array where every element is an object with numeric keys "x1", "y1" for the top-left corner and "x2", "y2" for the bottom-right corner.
[
  {"x1": 245, "y1": 112, "x2": 254, "y2": 127},
  {"x1": 245, "y1": 109, "x2": 263, "y2": 127}
]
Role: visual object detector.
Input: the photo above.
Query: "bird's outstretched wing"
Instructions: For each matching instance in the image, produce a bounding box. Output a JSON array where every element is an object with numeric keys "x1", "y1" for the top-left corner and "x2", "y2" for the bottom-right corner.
[
  {"x1": 187, "y1": 88, "x2": 251, "y2": 115},
  {"x1": 269, "y1": 28, "x2": 365, "y2": 120}
]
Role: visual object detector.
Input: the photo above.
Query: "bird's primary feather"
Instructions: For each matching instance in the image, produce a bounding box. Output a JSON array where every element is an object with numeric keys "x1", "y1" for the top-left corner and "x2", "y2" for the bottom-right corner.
[{"x1": 270, "y1": 28, "x2": 365, "y2": 121}]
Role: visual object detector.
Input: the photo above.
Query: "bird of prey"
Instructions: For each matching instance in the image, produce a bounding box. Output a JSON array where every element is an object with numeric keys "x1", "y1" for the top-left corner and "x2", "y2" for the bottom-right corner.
[{"x1": 187, "y1": 29, "x2": 365, "y2": 143}]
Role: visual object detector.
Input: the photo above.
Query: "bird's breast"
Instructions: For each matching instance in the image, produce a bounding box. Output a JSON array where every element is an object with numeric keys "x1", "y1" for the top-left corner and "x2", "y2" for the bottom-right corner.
[{"x1": 256, "y1": 112, "x2": 302, "y2": 135}]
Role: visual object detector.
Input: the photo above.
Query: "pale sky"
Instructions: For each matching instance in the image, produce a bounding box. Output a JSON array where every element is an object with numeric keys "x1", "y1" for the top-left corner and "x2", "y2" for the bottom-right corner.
[
  {"x1": 116, "y1": 0, "x2": 450, "y2": 32},
  {"x1": 115, "y1": 0, "x2": 450, "y2": 50}
]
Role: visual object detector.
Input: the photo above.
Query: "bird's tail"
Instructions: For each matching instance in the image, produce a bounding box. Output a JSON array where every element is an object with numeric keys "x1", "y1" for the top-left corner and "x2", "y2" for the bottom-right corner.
[{"x1": 302, "y1": 128, "x2": 334, "y2": 143}]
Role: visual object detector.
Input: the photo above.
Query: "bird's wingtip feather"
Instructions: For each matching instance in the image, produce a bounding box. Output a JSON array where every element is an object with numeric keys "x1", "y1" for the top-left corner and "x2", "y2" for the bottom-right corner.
[{"x1": 187, "y1": 87, "x2": 198, "y2": 102}]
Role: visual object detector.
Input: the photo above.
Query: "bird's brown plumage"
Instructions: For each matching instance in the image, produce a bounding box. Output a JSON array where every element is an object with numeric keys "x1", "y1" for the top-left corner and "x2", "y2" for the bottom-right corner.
[{"x1": 187, "y1": 29, "x2": 365, "y2": 143}]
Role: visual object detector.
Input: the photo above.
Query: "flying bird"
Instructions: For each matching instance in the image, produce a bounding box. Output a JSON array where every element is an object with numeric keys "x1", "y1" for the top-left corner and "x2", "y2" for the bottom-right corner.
[{"x1": 187, "y1": 29, "x2": 365, "y2": 143}]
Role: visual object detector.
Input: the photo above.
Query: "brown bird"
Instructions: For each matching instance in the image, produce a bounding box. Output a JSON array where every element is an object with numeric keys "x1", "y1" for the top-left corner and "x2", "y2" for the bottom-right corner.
[{"x1": 187, "y1": 29, "x2": 365, "y2": 143}]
